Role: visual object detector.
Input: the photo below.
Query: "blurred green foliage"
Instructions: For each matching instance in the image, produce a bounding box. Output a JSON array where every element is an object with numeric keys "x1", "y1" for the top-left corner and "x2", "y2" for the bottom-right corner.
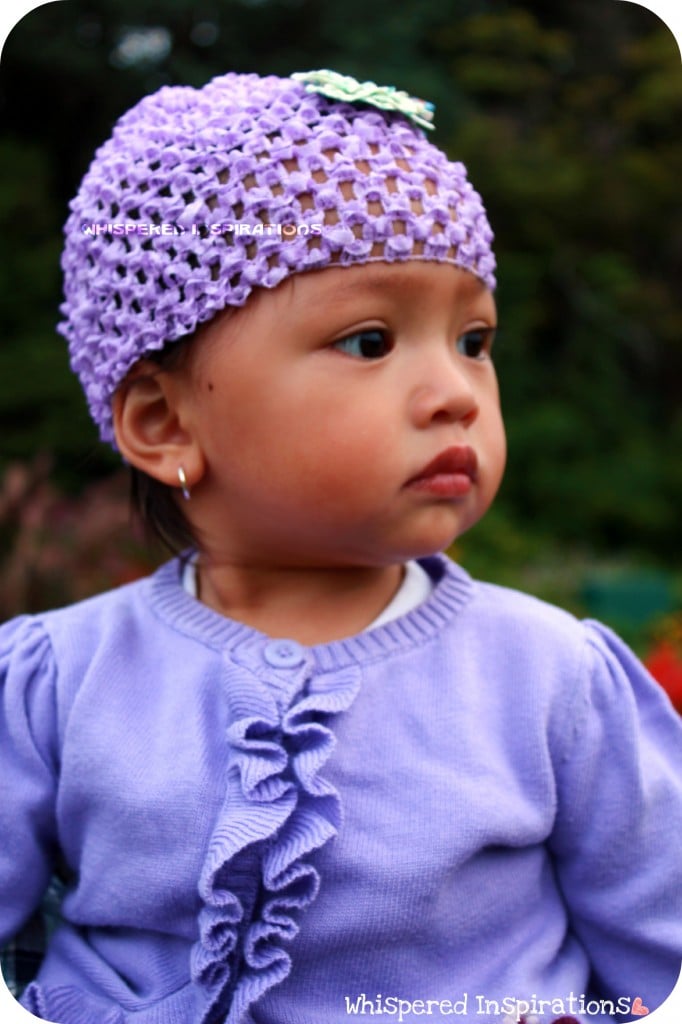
[{"x1": 0, "y1": 0, "x2": 680, "y2": 608}]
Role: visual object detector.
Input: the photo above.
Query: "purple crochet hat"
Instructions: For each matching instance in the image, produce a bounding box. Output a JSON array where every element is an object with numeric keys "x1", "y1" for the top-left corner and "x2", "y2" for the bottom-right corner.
[{"x1": 58, "y1": 69, "x2": 496, "y2": 442}]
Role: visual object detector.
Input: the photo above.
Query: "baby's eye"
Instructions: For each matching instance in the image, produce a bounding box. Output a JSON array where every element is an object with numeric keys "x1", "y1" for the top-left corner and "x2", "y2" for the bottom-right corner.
[
  {"x1": 331, "y1": 329, "x2": 393, "y2": 360},
  {"x1": 456, "y1": 327, "x2": 496, "y2": 360}
]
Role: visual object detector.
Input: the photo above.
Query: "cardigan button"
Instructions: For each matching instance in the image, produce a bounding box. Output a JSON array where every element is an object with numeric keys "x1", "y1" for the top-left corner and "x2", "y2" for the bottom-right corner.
[{"x1": 263, "y1": 639, "x2": 305, "y2": 668}]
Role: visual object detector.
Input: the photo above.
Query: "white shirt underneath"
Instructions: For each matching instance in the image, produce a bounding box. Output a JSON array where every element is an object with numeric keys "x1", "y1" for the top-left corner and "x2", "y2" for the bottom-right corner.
[{"x1": 181, "y1": 558, "x2": 433, "y2": 633}]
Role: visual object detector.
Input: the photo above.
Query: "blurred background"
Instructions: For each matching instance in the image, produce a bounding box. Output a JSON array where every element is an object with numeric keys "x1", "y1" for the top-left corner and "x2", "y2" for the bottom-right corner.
[{"x1": 0, "y1": 0, "x2": 680, "y2": 702}]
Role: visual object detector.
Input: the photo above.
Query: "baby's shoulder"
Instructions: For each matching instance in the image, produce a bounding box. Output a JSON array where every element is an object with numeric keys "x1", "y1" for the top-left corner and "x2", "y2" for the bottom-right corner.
[
  {"x1": 441, "y1": 561, "x2": 629, "y2": 687},
  {"x1": 455, "y1": 567, "x2": 654, "y2": 701},
  {"x1": 441, "y1": 555, "x2": 586, "y2": 643},
  {"x1": 1, "y1": 566, "x2": 163, "y2": 681},
  {"x1": 0, "y1": 583, "x2": 139, "y2": 744},
  {"x1": 420, "y1": 556, "x2": 599, "y2": 691},
  {"x1": 470, "y1": 575, "x2": 584, "y2": 638},
  {"x1": 39, "y1": 571, "x2": 154, "y2": 639}
]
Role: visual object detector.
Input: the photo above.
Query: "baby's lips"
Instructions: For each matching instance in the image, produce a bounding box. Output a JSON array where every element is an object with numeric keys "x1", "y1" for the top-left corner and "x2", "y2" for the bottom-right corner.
[{"x1": 406, "y1": 445, "x2": 478, "y2": 485}]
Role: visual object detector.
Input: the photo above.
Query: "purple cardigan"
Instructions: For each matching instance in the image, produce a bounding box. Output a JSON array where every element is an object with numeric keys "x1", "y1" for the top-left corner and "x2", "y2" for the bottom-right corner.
[{"x1": 1, "y1": 553, "x2": 681, "y2": 1024}]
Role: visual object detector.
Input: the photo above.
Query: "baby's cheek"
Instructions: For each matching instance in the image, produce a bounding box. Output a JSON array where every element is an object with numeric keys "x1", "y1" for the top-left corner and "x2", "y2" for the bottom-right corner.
[{"x1": 480, "y1": 417, "x2": 507, "y2": 508}]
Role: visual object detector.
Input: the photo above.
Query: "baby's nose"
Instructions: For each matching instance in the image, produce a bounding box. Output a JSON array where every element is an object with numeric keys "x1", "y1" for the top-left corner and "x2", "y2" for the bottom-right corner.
[{"x1": 409, "y1": 356, "x2": 479, "y2": 428}]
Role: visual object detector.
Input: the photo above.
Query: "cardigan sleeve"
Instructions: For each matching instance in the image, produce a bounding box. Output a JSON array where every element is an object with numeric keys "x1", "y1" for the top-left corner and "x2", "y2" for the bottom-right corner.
[
  {"x1": 549, "y1": 620, "x2": 682, "y2": 1013},
  {"x1": 0, "y1": 616, "x2": 60, "y2": 945}
]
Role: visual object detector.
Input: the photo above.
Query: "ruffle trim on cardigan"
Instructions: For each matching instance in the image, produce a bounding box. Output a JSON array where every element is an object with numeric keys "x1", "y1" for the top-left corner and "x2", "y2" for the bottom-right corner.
[{"x1": 191, "y1": 661, "x2": 362, "y2": 1024}]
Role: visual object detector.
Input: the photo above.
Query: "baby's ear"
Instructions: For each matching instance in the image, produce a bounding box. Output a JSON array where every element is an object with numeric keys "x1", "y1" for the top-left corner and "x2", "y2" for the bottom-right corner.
[{"x1": 112, "y1": 361, "x2": 204, "y2": 489}]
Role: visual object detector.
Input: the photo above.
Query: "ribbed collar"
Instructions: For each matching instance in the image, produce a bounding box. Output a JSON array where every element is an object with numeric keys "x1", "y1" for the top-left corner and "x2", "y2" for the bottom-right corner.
[{"x1": 145, "y1": 552, "x2": 475, "y2": 671}]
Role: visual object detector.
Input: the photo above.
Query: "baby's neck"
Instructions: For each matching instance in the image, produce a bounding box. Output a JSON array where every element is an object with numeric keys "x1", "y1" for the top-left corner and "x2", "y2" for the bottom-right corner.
[{"x1": 194, "y1": 559, "x2": 404, "y2": 645}]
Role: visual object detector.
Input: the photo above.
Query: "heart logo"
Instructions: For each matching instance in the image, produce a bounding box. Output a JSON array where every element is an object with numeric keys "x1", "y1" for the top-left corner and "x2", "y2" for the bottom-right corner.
[{"x1": 631, "y1": 996, "x2": 650, "y2": 1016}]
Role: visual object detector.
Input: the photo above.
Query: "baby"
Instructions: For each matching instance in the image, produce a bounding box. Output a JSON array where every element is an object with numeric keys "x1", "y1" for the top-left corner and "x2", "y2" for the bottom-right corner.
[{"x1": 0, "y1": 69, "x2": 680, "y2": 1024}]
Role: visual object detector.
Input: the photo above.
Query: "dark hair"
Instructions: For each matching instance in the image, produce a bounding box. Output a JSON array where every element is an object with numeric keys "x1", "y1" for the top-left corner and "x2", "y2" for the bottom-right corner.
[
  {"x1": 129, "y1": 466, "x2": 196, "y2": 555},
  {"x1": 127, "y1": 334, "x2": 197, "y2": 555}
]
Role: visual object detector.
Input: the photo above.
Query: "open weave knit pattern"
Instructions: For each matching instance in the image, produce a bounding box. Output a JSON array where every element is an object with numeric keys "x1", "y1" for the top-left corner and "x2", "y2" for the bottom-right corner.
[{"x1": 59, "y1": 71, "x2": 496, "y2": 442}]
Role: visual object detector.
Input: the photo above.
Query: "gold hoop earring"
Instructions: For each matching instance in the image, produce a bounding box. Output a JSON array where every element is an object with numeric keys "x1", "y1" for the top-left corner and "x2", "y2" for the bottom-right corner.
[{"x1": 177, "y1": 466, "x2": 191, "y2": 501}]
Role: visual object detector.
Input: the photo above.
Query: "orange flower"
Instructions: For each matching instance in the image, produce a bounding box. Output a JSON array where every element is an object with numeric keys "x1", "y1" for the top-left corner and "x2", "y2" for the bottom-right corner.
[{"x1": 645, "y1": 641, "x2": 682, "y2": 712}]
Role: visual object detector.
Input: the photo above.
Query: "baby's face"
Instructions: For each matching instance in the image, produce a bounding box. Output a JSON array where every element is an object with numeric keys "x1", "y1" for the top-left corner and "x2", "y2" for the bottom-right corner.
[{"x1": 180, "y1": 261, "x2": 506, "y2": 568}]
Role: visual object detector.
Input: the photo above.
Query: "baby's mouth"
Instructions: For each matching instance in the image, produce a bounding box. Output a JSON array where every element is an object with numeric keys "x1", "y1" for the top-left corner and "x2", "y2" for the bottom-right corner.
[{"x1": 405, "y1": 445, "x2": 478, "y2": 499}]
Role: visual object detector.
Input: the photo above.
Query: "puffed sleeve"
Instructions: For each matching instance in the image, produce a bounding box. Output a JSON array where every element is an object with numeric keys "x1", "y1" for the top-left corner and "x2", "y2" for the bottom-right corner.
[
  {"x1": 0, "y1": 616, "x2": 59, "y2": 945},
  {"x1": 549, "y1": 620, "x2": 682, "y2": 1011}
]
